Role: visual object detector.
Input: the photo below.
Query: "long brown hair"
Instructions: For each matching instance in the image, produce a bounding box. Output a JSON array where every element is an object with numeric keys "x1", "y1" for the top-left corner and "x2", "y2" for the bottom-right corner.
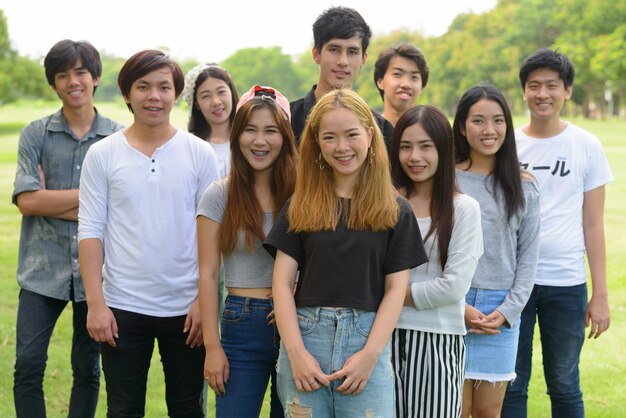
[
  {"x1": 288, "y1": 89, "x2": 398, "y2": 232},
  {"x1": 220, "y1": 98, "x2": 297, "y2": 253}
]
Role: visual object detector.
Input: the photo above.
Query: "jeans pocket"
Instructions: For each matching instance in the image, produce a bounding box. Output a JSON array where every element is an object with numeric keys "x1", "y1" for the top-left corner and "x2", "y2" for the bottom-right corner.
[
  {"x1": 222, "y1": 304, "x2": 246, "y2": 323},
  {"x1": 354, "y1": 311, "x2": 375, "y2": 338},
  {"x1": 297, "y1": 314, "x2": 317, "y2": 336}
]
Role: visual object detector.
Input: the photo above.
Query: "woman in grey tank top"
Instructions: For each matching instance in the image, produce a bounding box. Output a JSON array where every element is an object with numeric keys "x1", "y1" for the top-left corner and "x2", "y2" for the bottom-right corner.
[{"x1": 197, "y1": 85, "x2": 297, "y2": 417}]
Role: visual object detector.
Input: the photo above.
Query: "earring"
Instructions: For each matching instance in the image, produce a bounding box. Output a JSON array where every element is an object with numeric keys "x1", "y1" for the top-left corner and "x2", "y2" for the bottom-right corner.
[
  {"x1": 368, "y1": 147, "x2": 375, "y2": 165},
  {"x1": 315, "y1": 153, "x2": 327, "y2": 170}
]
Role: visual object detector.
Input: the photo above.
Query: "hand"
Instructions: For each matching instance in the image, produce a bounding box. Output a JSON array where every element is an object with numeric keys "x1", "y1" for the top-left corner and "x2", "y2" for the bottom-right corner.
[
  {"x1": 329, "y1": 349, "x2": 378, "y2": 396},
  {"x1": 267, "y1": 309, "x2": 276, "y2": 326},
  {"x1": 288, "y1": 347, "x2": 330, "y2": 392},
  {"x1": 204, "y1": 346, "x2": 229, "y2": 396},
  {"x1": 586, "y1": 294, "x2": 610, "y2": 339},
  {"x1": 184, "y1": 300, "x2": 203, "y2": 348},
  {"x1": 87, "y1": 303, "x2": 118, "y2": 347},
  {"x1": 471, "y1": 310, "x2": 505, "y2": 335},
  {"x1": 464, "y1": 304, "x2": 487, "y2": 332},
  {"x1": 465, "y1": 304, "x2": 502, "y2": 335}
]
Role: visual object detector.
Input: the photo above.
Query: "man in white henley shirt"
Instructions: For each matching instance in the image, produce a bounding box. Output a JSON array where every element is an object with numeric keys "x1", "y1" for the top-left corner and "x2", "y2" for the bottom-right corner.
[{"x1": 78, "y1": 50, "x2": 219, "y2": 418}]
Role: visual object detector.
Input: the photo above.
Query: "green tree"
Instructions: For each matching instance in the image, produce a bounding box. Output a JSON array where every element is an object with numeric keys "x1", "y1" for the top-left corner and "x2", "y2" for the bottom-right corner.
[
  {"x1": 96, "y1": 52, "x2": 126, "y2": 102},
  {"x1": 222, "y1": 47, "x2": 308, "y2": 103},
  {"x1": 0, "y1": 9, "x2": 16, "y2": 103},
  {"x1": 0, "y1": 9, "x2": 54, "y2": 103}
]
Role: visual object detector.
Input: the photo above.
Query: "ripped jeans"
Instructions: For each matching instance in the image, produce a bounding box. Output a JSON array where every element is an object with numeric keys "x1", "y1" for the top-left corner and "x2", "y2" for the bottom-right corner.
[{"x1": 276, "y1": 307, "x2": 394, "y2": 418}]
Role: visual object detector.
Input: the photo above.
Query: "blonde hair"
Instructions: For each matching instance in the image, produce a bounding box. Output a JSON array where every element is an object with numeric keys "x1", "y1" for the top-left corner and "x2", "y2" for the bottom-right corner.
[{"x1": 288, "y1": 89, "x2": 398, "y2": 232}]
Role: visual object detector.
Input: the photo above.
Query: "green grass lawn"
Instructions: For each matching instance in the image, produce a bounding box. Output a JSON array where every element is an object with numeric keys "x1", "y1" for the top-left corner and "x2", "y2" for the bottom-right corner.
[{"x1": 0, "y1": 102, "x2": 624, "y2": 417}]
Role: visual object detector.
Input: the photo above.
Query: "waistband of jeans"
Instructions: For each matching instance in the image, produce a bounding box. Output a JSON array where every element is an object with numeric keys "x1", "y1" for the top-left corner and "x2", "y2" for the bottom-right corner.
[
  {"x1": 298, "y1": 306, "x2": 373, "y2": 319},
  {"x1": 225, "y1": 294, "x2": 274, "y2": 308}
]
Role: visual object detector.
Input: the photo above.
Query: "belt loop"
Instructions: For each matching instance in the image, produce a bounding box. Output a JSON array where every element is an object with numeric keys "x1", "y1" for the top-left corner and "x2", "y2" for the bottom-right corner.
[{"x1": 352, "y1": 308, "x2": 360, "y2": 320}]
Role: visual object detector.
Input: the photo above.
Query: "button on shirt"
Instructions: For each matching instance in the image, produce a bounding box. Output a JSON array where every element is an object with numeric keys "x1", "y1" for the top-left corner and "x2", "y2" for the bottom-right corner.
[{"x1": 12, "y1": 109, "x2": 123, "y2": 301}]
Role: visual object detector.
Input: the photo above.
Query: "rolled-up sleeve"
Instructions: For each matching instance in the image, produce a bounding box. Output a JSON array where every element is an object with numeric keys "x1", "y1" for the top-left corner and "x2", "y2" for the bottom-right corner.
[{"x1": 12, "y1": 122, "x2": 44, "y2": 204}]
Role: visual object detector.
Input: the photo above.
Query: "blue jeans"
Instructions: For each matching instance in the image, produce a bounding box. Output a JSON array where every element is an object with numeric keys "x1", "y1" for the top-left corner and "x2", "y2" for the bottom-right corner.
[
  {"x1": 101, "y1": 308, "x2": 205, "y2": 418},
  {"x1": 215, "y1": 295, "x2": 282, "y2": 417},
  {"x1": 277, "y1": 307, "x2": 394, "y2": 418},
  {"x1": 502, "y1": 284, "x2": 587, "y2": 418},
  {"x1": 13, "y1": 289, "x2": 100, "y2": 418}
]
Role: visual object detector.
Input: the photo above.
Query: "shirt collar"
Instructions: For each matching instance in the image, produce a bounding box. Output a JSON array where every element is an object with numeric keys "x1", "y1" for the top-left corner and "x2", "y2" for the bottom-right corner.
[{"x1": 46, "y1": 107, "x2": 108, "y2": 140}]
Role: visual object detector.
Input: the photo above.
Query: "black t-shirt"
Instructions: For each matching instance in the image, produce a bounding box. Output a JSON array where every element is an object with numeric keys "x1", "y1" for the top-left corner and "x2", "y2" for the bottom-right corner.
[{"x1": 264, "y1": 196, "x2": 427, "y2": 311}]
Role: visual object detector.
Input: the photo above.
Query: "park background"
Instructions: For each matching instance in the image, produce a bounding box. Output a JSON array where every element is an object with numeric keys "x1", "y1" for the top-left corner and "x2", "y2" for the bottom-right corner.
[{"x1": 0, "y1": 0, "x2": 625, "y2": 416}]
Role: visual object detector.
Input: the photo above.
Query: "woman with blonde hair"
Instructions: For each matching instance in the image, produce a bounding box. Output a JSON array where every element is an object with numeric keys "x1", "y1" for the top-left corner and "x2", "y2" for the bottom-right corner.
[{"x1": 264, "y1": 88, "x2": 427, "y2": 416}]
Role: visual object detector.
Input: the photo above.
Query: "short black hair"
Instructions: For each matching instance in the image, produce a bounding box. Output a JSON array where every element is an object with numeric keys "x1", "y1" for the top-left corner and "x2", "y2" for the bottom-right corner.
[
  {"x1": 118, "y1": 50, "x2": 184, "y2": 113},
  {"x1": 519, "y1": 48, "x2": 575, "y2": 89},
  {"x1": 313, "y1": 6, "x2": 372, "y2": 55},
  {"x1": 373, "y1": 44, "x2": 430, "y2": 101},
  {"x1": 44, "y1": 39, "x2": 102, "y2": 91}
]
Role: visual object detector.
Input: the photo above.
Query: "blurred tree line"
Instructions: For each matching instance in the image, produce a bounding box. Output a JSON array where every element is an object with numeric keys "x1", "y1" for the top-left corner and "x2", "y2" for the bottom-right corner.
[{"x1": 2, "y1": 0, "x2": 625, "y2": 118}]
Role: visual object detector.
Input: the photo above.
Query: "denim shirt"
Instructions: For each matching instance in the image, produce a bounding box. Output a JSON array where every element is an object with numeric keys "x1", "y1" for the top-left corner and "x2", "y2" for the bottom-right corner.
[{"x1": 12, "y1": 109, "x2": 123, "y2": 301}]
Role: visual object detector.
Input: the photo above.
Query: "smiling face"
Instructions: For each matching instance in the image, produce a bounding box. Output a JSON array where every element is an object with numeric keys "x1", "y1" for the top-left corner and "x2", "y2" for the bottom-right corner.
[
  {"x1": 523, "y1": 68, "x2": 572, "y2": 122},
  {"x1": 318, "y1": 106, "x2": 373, "y2": 190},
  {"x1": 398, "y1": 122, "x2": 438, "y2": 187},
  {"x1": 461, "y1": 98, "x2": 507, "y2": 162},
  {"x1": 125, "y1": 67, "x2": 176, "y2": 128},
  {"x1": 377, "y1": 55, "x2": 422, "y2": 115},
  {"x1": 313, "y1": 36, "x2": 367, "y2": 92},
  {"x1": 195, "y1": 76, "x2": 233, "y2": 130},
  {"x1": 52, "y1": 59, "x2": 99, "y2": 109},
  {"x1": 238, "y1": 106, "x2": 284, "y2": 174}
]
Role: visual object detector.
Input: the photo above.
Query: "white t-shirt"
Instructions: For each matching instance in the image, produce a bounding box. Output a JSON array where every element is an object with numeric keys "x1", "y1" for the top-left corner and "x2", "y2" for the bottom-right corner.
[
  {"x1": 78, "y1": 129, "x2": 220, "y2": 316},
  {"x1": 209, "y1": 141, "x2": 231, "y2": 179},
  {"x1": 516, "y1": 122, "x2": 613, "y2": 287}
]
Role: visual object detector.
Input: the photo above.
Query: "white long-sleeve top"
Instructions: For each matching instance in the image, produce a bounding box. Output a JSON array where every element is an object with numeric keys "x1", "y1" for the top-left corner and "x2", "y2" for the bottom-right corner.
[
  {"x1": 78, "y1": 129, "x2": 219, "y2": 316},
  {"x1": 396, "y1": 193, "x2": 484, "y2": 335}
]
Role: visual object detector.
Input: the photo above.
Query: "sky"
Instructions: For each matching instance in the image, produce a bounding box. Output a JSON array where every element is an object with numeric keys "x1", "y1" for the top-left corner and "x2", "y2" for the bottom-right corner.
[{"x1": 2, "y1": 0, "x2": 497, "y2": 62}]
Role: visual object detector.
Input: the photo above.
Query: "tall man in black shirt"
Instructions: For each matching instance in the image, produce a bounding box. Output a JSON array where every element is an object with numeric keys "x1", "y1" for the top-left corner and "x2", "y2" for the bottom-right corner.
[{"x1": 290, "y1": 6, "x2": 394, "y2": 150}]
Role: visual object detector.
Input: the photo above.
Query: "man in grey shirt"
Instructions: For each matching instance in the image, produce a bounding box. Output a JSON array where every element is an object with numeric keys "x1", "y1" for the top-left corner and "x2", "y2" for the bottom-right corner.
[{"x1": 12, "y1": 39, "x2": 123, "y2": 418}]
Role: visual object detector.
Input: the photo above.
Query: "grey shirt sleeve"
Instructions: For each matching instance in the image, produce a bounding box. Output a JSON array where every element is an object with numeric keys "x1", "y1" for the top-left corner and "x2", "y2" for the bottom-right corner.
[
  {"x1": 12, "y1": 119, "x2": 45, "y2": 204},
  {"x1": 197, "y1": 178, "x2": 228, "y2": 223},
  {"x1": 497, "y1": 179, "x2": 541, "y2": 327}
]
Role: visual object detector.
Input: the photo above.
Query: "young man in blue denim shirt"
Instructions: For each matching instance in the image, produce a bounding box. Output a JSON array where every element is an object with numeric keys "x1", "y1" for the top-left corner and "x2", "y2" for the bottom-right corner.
[{"x1": 12, "y1": 39, "x2": 123, "y2": 418}]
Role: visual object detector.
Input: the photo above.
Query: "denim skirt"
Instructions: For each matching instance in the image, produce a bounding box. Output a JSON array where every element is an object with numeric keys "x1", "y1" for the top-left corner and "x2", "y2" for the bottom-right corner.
[{"x1": 464, "y1": 287, "x2": 520, "y2": 382}]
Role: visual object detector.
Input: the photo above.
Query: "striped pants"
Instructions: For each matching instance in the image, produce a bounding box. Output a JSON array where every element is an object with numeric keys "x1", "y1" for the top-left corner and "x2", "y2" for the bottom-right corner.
[{"x1": 391, "y1": 329, "x2": 465, "y2": 418}]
